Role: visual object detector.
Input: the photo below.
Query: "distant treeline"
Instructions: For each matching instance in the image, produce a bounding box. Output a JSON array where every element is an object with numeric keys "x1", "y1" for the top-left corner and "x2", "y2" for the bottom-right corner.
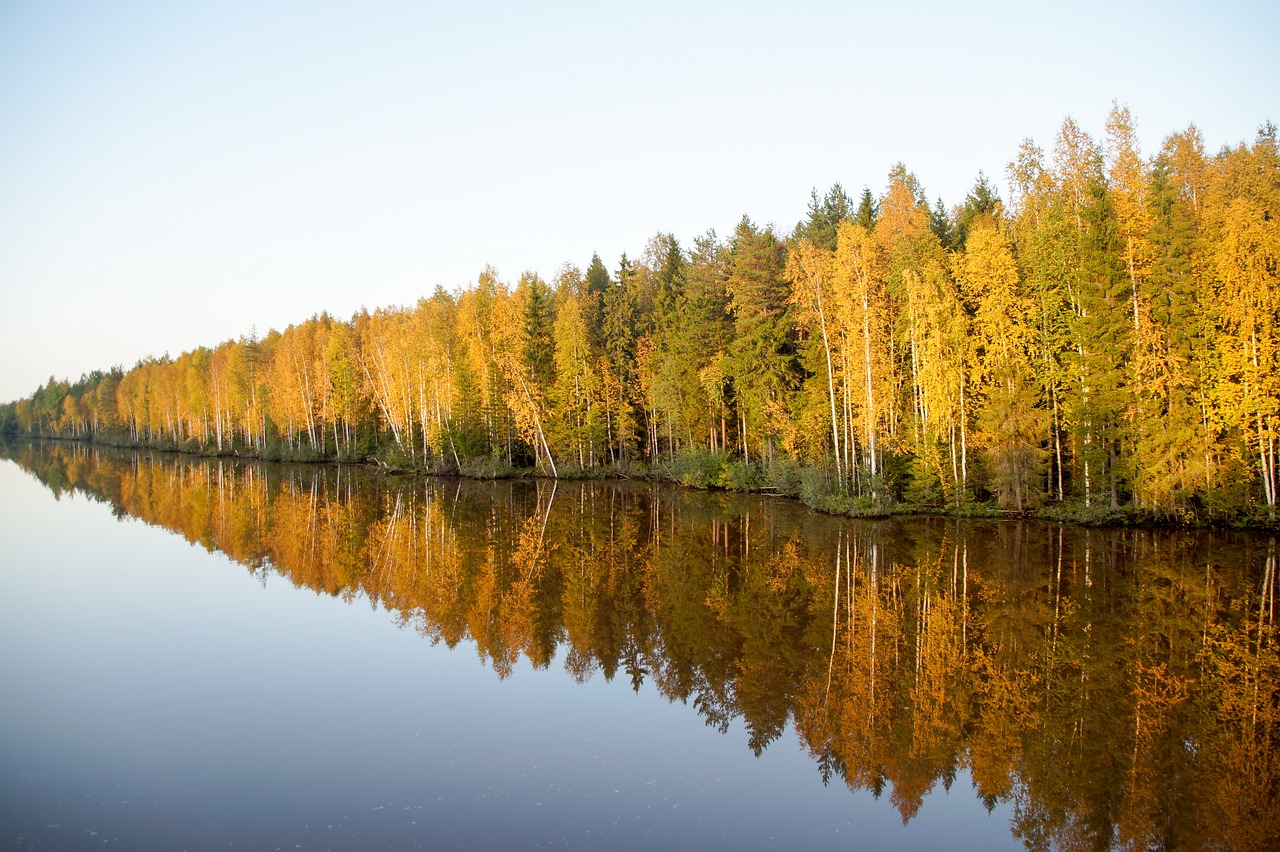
[{"x1": 4, "y1": 107, "x2": 1278, "y2": 522}]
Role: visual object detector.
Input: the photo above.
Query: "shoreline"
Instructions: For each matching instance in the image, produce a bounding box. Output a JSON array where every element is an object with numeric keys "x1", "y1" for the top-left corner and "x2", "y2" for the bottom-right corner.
[{"x1": 7, "y1": 433, "x2": 1277, "y2": 533}]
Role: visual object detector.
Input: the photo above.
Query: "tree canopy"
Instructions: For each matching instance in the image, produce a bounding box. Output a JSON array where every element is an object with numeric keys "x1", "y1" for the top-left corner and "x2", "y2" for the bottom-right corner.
[{"x1": 4, "y1": 107, "x2": 1278, "y2": 522}]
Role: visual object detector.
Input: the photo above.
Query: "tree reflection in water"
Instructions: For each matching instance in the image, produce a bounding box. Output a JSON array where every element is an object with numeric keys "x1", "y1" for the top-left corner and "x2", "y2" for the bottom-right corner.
[{"x1": 9, "y1": 441, "x2": 1278, "y2": 850}]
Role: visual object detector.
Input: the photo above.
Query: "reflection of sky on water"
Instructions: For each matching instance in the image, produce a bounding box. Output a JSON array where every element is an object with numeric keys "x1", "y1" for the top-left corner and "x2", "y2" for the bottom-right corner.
[{"x1": 0, "y1": 461, "x2": 1016, "y2": 849}]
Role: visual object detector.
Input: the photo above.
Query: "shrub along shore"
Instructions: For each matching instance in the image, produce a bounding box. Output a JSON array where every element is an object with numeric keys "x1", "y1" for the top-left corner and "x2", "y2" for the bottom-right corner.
[{"x1": 6, "y1": 432, "x2": 1274, "y2": 531}]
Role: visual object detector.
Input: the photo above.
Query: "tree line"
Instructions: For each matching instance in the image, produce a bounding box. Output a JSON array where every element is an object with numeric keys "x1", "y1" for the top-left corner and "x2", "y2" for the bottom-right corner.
[{"x1": 4, "y1": 107, "x2": 1278, "y2": 521}]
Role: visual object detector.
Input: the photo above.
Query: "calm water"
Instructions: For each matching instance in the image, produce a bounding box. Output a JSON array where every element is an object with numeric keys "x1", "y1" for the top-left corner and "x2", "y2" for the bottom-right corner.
[{"x1": 1, "y1": 443, "x2": 1276, "y2": 850}]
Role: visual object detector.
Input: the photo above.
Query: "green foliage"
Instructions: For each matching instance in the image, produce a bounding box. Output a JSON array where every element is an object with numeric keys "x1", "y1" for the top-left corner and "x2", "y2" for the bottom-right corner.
[
  {"x1": 796, "y1": 465, "x2": 834, "y2": 506},
  {"x1": 455, "y1": 453, "x2": 516, "y2": 479},
  {"x1": 374, "y1": 441, "x2": 414, "y2": 472},
  {"x1": 902, "y1": 453, "x2": 945, "y2": 506},
  {"x1": 953, "y1": 171, "x2": 1002, "y2": 249},
  {"x1": 717, "y1": 458, "x2": 763, "y2": 492},
  {"x1": 796, "y1": 184, "x2": 853, "y2": 252},
  {"x1": 520, "y1": 272, "x2": 556, "y2": 387},
  {"x1": 666, "y1": 449, "x2": 728, "y2": 489},
  {"x1": 0, "y1": 404, "x2": 17, "y2": 438},
  {"x1": 762, "y1": 457, "x2": 804, "y2": 498}
]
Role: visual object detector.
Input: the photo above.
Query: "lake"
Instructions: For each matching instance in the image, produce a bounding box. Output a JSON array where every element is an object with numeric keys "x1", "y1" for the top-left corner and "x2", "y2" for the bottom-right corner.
[{"x1": 1, "y1": 441, "x2": 1276, "y2": 850}]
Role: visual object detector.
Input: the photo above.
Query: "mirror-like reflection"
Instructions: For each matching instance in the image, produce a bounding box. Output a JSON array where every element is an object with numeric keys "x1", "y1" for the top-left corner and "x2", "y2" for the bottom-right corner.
[{"x1": 6, "y1": 441, "x2": 1278, "y2": 849}]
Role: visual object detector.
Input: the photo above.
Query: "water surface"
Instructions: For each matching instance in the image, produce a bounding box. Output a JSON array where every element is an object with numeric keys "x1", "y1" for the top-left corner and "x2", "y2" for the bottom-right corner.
[{"x1": 1, "y1": 442, "x2": 1276, "y2": 849}]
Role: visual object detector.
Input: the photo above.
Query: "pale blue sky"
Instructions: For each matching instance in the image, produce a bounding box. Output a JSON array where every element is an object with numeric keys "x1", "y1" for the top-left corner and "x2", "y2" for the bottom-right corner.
[{"x1": 1, "y1": 0, "x2": 1275, "y2": 402}]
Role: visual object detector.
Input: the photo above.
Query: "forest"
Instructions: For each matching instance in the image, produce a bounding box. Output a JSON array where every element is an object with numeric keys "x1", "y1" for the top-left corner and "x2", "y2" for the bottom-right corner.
[{"x1": 4, "y1": 107, "x2": 1279, "y2": 523}]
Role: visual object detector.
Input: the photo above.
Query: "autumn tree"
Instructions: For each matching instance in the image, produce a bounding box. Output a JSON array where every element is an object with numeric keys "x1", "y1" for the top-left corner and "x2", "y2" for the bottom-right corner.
[
  {"x1": 959, "y1": 215, "x2": 1046, "y2": 510},
  {"x1": 1207, "y1": 124, "x2": 1280, "y2": 517}
]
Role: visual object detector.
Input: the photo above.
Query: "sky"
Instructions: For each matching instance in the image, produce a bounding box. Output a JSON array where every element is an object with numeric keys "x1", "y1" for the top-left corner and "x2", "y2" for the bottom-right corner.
[{"x1": 1, "y1": 0, "x2": 1276, "y2": 402}]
